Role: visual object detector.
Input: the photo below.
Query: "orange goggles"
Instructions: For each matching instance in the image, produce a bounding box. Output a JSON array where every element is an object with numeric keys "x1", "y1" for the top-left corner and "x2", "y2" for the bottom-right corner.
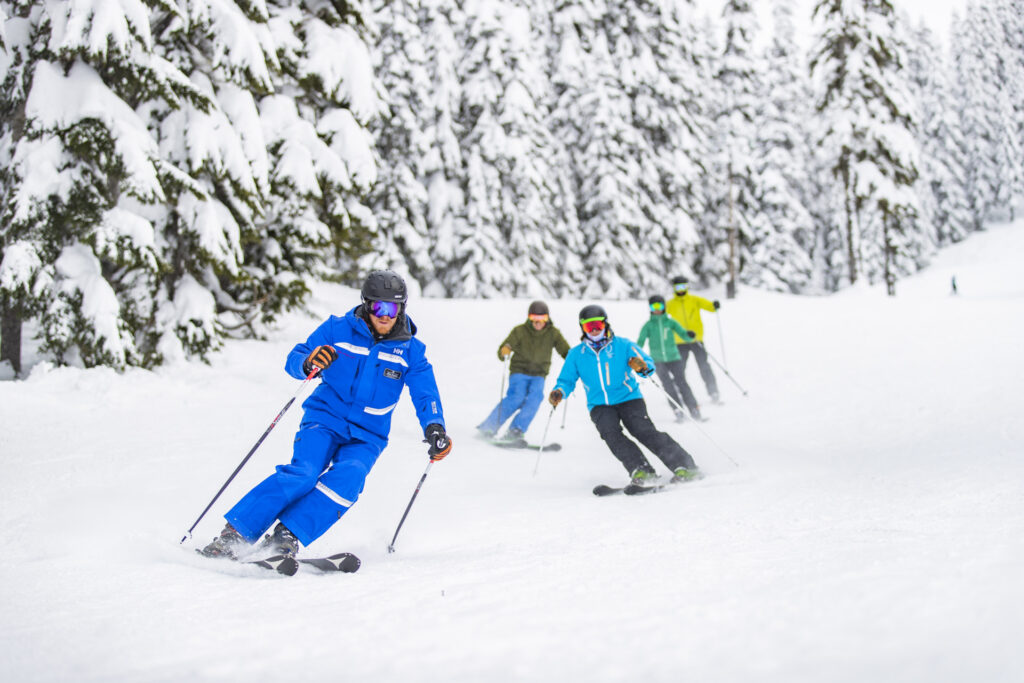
[{"x1": 528, "y1": 314, "x2": 549, "y2": 322}]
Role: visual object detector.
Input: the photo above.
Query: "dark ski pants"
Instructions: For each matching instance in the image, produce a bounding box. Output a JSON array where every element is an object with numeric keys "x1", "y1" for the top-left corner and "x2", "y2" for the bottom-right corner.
[
  {"x1": 654, "y1": 359, "x2": 699, "y2": 416},
  {"x1": 589, "y1": 398, "x2": 696, "y2": 475},
  {"x1": 678, "y1": 342, "x2": 719, "y2": 399},
  {"x1": 226, "y1": 422, "x2": 380, "y2": 547}
]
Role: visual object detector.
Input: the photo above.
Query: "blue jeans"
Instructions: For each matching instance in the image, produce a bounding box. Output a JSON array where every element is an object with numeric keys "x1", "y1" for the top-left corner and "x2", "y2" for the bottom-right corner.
[
  {"x1": 478, "y1": 373, "x2": 546, "y2": 434},
  {"x1": 226, "y1": 422, "x2": 380, "y2": 546}
]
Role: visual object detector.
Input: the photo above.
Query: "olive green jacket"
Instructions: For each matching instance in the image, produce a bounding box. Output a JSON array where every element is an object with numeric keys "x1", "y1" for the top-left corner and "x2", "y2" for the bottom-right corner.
[{"x1": 498, "y1": 322, "x2": 571, "y2": 377}]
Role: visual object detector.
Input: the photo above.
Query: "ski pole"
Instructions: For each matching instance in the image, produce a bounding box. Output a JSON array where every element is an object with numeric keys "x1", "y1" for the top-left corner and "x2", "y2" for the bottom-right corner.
[
  {"x1": 703, "y1": 347, "x2": 748, "y2": 396},
  {"x1": 646, "y1": 375, "x2": 740, "y2": 468},
  {"x1": 560, "y1": 394, "x2": 569, "y2": 429},
  {"x1": 496, "y1": 355, "x2": 511, "y2": 427},
  {"x1": 179, "y1": 368, "x2": 320, "y2": 544},
  {"x1": 532, "y1": 405, "x2": 557, "y2": 477},
  {"x1": 387, "y1": 460, "x2": 434, "y2": 554},
  {"x1": 716, "y1": 312, "x2": 727, "y2": 369}
]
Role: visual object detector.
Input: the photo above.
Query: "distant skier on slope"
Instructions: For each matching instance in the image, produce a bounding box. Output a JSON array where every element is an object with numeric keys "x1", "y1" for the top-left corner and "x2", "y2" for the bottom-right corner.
[
  {"x1": 477, "y1": 300, "x2": 570, "y2": 442},
  {"x1": 637, "y1": 295, "x2": 704, "y2": 422},
  {"x1": 200, "y1": 270, "x2": 452, "y2": 561},
  {"x1": 548, "y1": 304, "x2": 700, "y2": 486},
  {"x1": 667, "y1": 276, "x2": 722, "y2": 403}
]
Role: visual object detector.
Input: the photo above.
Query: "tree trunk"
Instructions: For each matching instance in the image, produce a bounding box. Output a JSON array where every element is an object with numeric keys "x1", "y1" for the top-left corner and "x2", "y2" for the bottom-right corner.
[
  {"x1": 1, "y1": 300, "x2": 22, "y2": 376},
  {"x1": 842, "y1": 164, "x2": 858, "y2": 286},
  {"x1": 727, "y1": 163, "x2": 737, "y2": 299}
]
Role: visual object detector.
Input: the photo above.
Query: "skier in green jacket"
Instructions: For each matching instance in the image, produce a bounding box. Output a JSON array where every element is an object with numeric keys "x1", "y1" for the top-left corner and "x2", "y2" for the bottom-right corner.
[
  {"x1": 477, "y1": 301, "x2": 571, "y2": 441},
  {"x1": 637, "y1": 295, "x2": 704, "y2": 422}
]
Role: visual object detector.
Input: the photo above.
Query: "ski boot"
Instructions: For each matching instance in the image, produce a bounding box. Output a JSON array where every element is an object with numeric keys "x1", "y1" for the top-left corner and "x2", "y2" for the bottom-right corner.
[
  {"x1": 257, "y1": 522, "x2": 300, "y2": 558},
  {"x1": 671, "y1": 467, "x2": 703, "y2": 483},
  {"x1": 629, "y1": 467, "x2": 659, "y2": 486},
  {"x1": 199, "y1": 523, "x2": 247, "y2": 559},
  {"x1": 673, "y1": 409, "x2": 687, "y2": 423},
  {"x1": 500, "y1": 427, "x2": 524, "y2": 442}
]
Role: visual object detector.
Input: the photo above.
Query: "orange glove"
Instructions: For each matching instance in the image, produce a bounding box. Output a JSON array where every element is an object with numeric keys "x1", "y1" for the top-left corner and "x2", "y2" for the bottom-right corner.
[
  {"x1": 628, "y1": 356, "x2": 653, "y2": 377},
  {"x1": 303, "y1": 345, "x2": 338, "y2": 374},
  {"x1": 500, "y1": 345, "x2": 512, "y2": 360},
  {"x1": 549, "y1": 388, "x2": 563, "y2": 407}
]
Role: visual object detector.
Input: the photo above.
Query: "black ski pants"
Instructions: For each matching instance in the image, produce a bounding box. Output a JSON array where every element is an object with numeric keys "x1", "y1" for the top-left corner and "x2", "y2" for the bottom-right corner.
[
  {"x1": 678, "y1": 342, "x2": 719, "y2": 399},
  {"x1": 589, "y1": 398, "x2": 696, "y2": 475},
  {"x1": 654, "y1": 359, "x2": 699, "y2": 416}
]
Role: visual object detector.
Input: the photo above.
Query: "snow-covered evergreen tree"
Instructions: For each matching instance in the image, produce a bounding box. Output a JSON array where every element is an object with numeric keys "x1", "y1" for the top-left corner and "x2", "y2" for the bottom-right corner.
[
  {"x1": 747, "y1": 0, "x2": 815, "y2": 293},
  {"x1": 0, "y1": 0, "x2": 380, "y2": 372},
  {"x1": 450, "y1": 0, "x2": 576, "y2": 297},
  {"x1": 0, "y1": 0, "x2": 184, "y2": 370},
  {"x1": 905, "y1": 20, "x2": 971, "y2": 247},
  {"x1": 810, "y1": 0, "x2": 923, "y2": 295},
  {"x1": 369, "y1": 0, "x2": 436, "y2": 291},
  {"x1": 950, "y1": 3, "x2": 1021, "y2": 228}
]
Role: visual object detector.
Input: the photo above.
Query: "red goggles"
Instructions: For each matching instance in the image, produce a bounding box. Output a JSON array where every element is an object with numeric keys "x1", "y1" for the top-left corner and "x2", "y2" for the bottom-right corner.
[
  {"x1": 369, "y1": 300, "x2": 400, "y2": 318},
  {"x1": 580, "y1": 318, "x2": 606, "y2": 334}
]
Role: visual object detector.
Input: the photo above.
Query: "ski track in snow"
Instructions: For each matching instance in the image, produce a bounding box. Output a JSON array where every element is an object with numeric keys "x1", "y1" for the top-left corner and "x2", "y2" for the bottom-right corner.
[{"x1": 2, "y1": 222, "x2": 1024, "y2": 682}]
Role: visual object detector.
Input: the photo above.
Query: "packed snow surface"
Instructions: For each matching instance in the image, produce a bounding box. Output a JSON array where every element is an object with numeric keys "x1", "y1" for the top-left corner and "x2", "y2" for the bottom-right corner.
[{"x1": 2, "y1": 222, "x2": 1023, "y2": 682}]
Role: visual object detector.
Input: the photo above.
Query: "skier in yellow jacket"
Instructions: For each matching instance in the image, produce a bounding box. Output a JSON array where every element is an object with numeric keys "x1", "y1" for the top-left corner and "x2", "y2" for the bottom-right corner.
[{"x1": 666, "y1": 276, "x2": 721, "y2": 403}]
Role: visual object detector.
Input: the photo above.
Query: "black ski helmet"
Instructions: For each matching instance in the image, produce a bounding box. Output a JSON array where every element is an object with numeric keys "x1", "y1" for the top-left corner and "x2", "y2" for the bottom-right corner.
[
  {"x1": 528, "y1": 300, "x2": 549, "y2": 317},
  {"x1": 648, "y1": 295, "x2": 665, "y2": 306},
  {"x1": 671, "y1": 275, "x2": 689, "y2": 287},
  {"x1": 361, "y1": 270, "x2": 408, "y2": 303},
  {"x1": 578, "y1": 304, "x2": 607, "y2": 322}
]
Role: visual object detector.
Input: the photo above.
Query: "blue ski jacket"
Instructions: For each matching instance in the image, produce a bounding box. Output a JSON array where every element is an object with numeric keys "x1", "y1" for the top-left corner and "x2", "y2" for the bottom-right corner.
[
  {"x1": 552, "y1": 333, "x2": 654, "y2": 411},
  {"x1": 285, "y1": 306, "x2": 445, "y2": 449}
]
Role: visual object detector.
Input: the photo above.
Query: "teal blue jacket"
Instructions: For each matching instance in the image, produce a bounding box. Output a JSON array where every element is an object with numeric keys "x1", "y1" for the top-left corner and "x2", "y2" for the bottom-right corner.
[{"x1": 553, "y1": 334, "x2": 654, "y2": 411}]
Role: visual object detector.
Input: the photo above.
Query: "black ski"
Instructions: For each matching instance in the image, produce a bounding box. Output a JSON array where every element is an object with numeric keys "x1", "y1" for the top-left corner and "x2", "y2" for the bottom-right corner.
[
  {"x1": 298, "y1": 552, "x2": 361, "y2": 573},
  {"x1": 246, "y1": 554, "x2": 299, "y2": 576},
  {"x1": 594, "y1": 474, "x2": 703, "y2": 497},
  {"x1": 593, "y1": 484, "x2": 626, "y2": 497},
  {"x1": 488, "y1": 438, "x2": 562, "y2": 452}
]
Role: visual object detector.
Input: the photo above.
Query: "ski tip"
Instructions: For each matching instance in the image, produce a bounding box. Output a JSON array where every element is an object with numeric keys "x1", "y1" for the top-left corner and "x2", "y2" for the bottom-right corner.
[
  {"x1": 251, "y1": 554, "x2": 299, "y2": 576},
  {"x1": 329, "y1": 553, "x2": 361, "y2": 573}
]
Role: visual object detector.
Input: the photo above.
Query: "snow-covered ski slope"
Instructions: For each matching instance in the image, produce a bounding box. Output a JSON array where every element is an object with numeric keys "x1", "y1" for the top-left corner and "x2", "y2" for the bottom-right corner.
[{"x1": 3, "y1": 221, "x2": 1023, "y2": 683}]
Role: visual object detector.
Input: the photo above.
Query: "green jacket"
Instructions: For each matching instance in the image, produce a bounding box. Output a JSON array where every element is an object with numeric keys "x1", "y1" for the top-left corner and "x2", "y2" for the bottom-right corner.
[
  {"x1": 499, "y1": 321, "x2": 571, "y2": 377},
  {"x1": 637, "y1": 315, "x2": 693, "y2": 362}
]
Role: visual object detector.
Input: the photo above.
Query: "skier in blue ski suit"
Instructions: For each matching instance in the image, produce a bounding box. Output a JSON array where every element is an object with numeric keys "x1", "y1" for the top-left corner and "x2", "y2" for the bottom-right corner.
[
  {"x1": 548, "y1": 304, "x2": 699, "y2": 484},
  {"x1": 201, "y1": 271, "x2": 452, "y2": 560}
]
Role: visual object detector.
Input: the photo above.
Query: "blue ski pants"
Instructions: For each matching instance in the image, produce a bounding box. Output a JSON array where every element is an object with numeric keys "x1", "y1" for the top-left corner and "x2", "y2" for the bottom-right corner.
[
  {"x1": 477, "y1": 373, "x2": 546, "y2": 434},
  {"x1": 225, "y1": 422, "x2": 380, "y2": 547}
]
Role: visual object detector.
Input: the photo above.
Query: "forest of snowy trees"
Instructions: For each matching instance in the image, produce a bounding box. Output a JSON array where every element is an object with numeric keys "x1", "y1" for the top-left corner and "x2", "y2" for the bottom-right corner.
[{"x1": 0, "y1": 0, "x2": 1022, "y2": 372}]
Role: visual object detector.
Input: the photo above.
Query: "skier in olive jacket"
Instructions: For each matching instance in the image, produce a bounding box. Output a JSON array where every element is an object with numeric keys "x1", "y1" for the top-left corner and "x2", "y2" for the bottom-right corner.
[
  {"x1": 637, "y1": 295, "x2": 703, "y2": 422},
  {"x1": 477, "y1": 301, "x2": 570, "y2": 441}
]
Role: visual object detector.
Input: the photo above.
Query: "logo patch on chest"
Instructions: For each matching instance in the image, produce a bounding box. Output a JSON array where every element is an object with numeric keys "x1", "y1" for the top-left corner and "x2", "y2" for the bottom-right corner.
[{"x1": 384, "y1": 368, "x2": 402, "y2": 380}]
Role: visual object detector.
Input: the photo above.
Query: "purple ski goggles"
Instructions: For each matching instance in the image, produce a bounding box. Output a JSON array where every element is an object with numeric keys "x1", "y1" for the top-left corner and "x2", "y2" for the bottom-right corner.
[{"x1": 369, "y1": 300, "x2": 400, "y2": 318}]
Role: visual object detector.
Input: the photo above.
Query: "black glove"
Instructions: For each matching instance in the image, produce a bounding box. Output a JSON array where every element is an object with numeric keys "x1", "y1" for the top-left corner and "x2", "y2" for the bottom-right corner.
[
  {"x1": 424, "y1": 423, "x2": 452, "y2": 461},
  {"x1": 713, "y1": 300, "x2": 721, "y2": 310},
  {"x1": 303, "y1": 345, "x2": 338, "y2": 375},
  {"x1": 549, "y1": 388, "x2": 563, "y2": 407},
  {"x1": 686, "y1": 330, "x2": 696, "y2": 340}
]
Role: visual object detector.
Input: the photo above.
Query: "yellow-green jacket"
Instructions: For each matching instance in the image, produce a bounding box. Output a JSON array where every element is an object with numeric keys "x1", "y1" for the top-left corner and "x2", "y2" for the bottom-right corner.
[{"x1": 666, "y1": 293, "x2": 716, "y2": 343}]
